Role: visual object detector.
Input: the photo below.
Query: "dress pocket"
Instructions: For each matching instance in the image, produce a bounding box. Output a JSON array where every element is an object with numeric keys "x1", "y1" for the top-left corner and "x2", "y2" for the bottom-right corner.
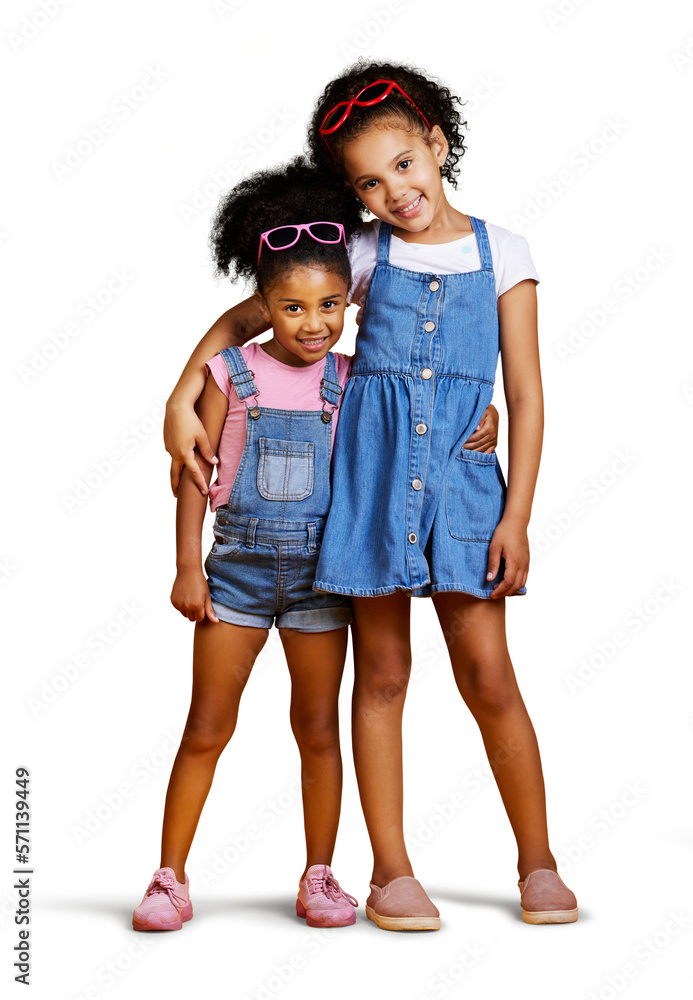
[
  {"x1": 445, "y1": 448, "x2": 506, "y2": 542},
  {"x1": 257, "y1": 438, "x2": 314, "y2": 501}
]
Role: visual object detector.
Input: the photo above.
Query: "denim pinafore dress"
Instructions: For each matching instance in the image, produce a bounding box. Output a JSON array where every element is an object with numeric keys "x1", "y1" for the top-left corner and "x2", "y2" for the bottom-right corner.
[
  {"x1": 313, "y1": 217, "x2": 526, "y2": 600},
  {"x1": 205, "y1": 347, "x2": 352, "y2": 631}
]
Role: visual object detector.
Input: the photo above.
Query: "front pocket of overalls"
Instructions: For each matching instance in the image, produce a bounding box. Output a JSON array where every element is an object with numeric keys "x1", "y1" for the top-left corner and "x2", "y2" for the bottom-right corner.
[
  {"x1": 207, "y1": 532, "x2": 245, "y2": 561},
  {"x1": 445, "y1": 449, "x2": 506, "y2": 542},
  {"x1": 257, "y1": 438, "x2": 314, "y2": 501}
]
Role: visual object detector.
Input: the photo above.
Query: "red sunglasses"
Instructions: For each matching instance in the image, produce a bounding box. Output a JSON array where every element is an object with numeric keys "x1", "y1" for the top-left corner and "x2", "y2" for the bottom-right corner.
[{"x1": 319, "y1": 79, "x2": 431, "y2": 154}]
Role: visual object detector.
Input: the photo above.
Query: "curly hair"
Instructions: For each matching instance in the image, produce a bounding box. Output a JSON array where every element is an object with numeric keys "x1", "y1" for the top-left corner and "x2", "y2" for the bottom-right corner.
[
  {"x1": 307, "y1": 60, "x2": 468, "y2": 195},
  {"x1": 209, "y1": 156, "x2": 364, "y2": 293}
]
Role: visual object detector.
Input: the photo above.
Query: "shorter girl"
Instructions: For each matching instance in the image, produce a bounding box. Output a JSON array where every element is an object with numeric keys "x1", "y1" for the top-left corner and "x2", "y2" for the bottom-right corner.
[{"x1": 132, "y1": 159, "x2": 361, "y2": 931}]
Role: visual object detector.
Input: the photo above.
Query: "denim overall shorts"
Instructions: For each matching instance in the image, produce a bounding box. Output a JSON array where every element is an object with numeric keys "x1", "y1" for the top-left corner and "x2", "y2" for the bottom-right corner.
[
  {"x1": 314, "y1": 217, "x2": 526, "y2": 600},
  {"x1": 205, "y1": 347, "x2": 353, "y2": 631}
]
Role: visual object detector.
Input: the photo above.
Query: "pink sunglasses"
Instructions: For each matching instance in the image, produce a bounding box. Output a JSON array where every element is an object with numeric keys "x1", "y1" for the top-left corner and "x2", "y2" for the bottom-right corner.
[{"x1": 257, "y1": 222, "x2": 347, "y2": 269}]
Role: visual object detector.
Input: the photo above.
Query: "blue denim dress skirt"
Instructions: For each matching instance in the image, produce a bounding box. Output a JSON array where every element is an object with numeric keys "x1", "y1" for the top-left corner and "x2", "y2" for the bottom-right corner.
[{"x1": 313, "y1": 217, "x2": 526, "y2": 600}]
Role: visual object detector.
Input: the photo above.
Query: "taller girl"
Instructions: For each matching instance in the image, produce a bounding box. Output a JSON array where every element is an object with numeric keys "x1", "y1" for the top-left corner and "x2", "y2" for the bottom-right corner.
[
  {"x1": 304, "y1": 62, "x2": 577, "y2": 928},
  {"x1": 165, "y1": 61, "x2": 578, "y2": 928}
]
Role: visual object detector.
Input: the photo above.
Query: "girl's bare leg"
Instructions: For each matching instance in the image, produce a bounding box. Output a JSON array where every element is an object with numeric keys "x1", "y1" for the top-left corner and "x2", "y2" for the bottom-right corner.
[
  {"x1": 432, "y1": 592, "x2": 556, "y2": 880},
  {"x1": 160, "y1": 619, "x2": 269, "y2": 882},
  {"x1": 351, "y1": 593, "x2": 415, "y2": 886},
  {"x1": 280, "y1": 626, "x2": 348, "y2": 878}
]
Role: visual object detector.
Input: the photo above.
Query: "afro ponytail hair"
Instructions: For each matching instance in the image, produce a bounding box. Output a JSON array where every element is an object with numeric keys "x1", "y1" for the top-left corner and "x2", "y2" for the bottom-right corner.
[{"x1": 209, "y1": 155, "x2": 365, "y2": 293}]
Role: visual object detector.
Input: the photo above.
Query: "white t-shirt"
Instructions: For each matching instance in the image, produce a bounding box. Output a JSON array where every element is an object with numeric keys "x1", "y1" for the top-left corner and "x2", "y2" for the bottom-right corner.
[{"x1": 347, "y1": 218, "x2": 539, "y2": 306}]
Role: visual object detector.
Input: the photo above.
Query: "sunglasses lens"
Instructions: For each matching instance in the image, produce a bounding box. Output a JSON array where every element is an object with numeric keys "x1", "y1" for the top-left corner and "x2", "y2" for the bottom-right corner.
[
  {"x1": 265, "y1": 226, "x2": 298, "y2": 250},
  {"x1": 308, "y1": 223, "x2": 341, "y2": 242},
  {"x1": 321, "y1": 104, "x2": 347, "y2": 132},
  {"x1": 357, "y1": 81, "x2": 391, "y2": 103}
]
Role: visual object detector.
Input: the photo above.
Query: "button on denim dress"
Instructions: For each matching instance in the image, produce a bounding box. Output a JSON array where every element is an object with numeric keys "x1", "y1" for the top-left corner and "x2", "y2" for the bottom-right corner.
[
  {"x1": 313, "y1": 217, "x2": 526, "y2": 599},
  {"x1": 205, "y1": 347, "x2": 353, "y2": 631}
]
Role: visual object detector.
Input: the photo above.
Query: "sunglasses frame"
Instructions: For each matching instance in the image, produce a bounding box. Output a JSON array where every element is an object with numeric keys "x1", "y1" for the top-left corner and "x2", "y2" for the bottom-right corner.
[{"x1": 319, "y1": 79, "x2": 431, "y2": 158}]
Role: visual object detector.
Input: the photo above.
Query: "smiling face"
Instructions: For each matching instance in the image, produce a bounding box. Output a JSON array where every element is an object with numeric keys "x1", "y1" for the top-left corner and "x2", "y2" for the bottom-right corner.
[
  {"x1": 256, "y1": 266, "x2": 348, "y2": 368},
  {"x1": 341, "y1": 124, "x2": 450, "y2": 237}
]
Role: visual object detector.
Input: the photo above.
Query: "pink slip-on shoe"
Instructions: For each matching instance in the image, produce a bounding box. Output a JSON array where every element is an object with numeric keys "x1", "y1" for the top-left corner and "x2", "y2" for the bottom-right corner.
[
  {"x1": 365, "y1": 876, "x2": 441, "y2": 931},
  {"x1": 296, "y1": 865, "x2": 358, "y2": 927},
  {"x1": 132, "y1": 867, "x2": 193, "y2": 931},
  {"x1": 518, "y1": 869, "x2": 578, "y2": 924}
]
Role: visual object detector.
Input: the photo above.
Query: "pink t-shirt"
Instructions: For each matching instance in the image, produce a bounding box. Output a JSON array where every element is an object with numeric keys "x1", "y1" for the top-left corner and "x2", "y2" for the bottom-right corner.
[{"x1": 205, "y1": 342, "x2": 352, "y2": 511}]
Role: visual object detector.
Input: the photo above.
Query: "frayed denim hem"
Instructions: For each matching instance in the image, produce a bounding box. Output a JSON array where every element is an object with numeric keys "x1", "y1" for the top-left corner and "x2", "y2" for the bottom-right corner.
[
  {"x1": 313, "y1": 581, "x2": 419, "y2": 598},
  {"x1": 413, "y1": 583, "x2": 528, "y2": 598}
]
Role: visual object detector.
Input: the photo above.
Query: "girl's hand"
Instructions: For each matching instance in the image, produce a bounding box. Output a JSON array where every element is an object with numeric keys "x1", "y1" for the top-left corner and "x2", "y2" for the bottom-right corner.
[
  {"x1": 463, "y1": 403, "x2": 499, "y2": 454},
  {"x1": 486, "y1": 516, "x2": 529, "y2": 598},
  {"x1": 171, "y1": 569, "x2": 220, "y2": 623},
  {"x1": 164, "y1": 403, "x2": 218, "y2": 497}
]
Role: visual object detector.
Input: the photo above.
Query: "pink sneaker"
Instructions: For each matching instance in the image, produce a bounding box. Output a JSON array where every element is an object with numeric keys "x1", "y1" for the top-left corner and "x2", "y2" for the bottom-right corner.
[
  {"x1": 296, "y1": 865, "x2": 358, "y2": 927},
  {"x1": 132, "y1": 867, "x2": 193, "y2": 931}
]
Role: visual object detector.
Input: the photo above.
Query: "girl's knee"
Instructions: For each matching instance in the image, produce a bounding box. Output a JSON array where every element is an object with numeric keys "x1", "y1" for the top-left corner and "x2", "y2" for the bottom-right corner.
[
  {"x1": 355, "y1": 644, "x2": 411, "y2": 697},
  {"x1": 457, "y1": 658, "x2": 518, "y2": 715},
  {"x1": 356, "y1": 668, "x2": 410, "y2": 710},
  {"x1": 291, "y1": 710, "x2": 340, "y2": 755},
  {"x1": 180, "y1": 719, "x2": 235, "y2": 757}
]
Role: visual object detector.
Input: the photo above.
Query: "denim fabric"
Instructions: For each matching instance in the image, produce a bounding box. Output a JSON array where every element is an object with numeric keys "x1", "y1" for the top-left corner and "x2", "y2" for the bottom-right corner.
[
  {"x1": 205, "y1": 348, "x2": 353, "y2": 630},
  {"x1": 313, "y1": 217, "x2": 526, "y2": 599},
  {"x1": 257, "y1": 438, "x2": 314, "y2": 501}
]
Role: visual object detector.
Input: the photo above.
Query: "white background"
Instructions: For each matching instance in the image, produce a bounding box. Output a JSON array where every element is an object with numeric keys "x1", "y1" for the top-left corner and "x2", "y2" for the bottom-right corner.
[{"x1": 2, "y1": 0, "x2": 692, "y2": 998}]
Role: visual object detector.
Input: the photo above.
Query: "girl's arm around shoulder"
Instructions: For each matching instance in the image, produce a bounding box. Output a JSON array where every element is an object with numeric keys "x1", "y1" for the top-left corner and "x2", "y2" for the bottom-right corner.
[
  {"x1": 165, "y1": 295, "x2": 269, "y2": 497},
  {"x1": 171, "y1": 374, "x2": 230, "y2": 624},
  {"x1": 487, "y1": 279, "x2": 543, "y2": 599}
]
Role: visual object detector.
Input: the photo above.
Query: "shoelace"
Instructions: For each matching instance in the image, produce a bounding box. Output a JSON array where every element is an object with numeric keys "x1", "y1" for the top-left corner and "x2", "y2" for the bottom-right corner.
[
  {"x1": 309, "y1": 869, "x2": 358, "y2": 906},
  {"x1": 145, "y1": 870, "x2": 187, "y2": 909}
]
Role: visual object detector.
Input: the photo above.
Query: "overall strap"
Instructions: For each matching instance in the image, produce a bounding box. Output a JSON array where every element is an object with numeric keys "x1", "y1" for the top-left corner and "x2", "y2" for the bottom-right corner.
[
  {"x1": 468, "y1": 216, "x2": 493, "y2": 271},
  {"x1": 376, "y1": 221, "x2": 392, "y2": 264},
  {"x1": 319, "y1": 351, "x2": 342, "y2": 422},
  {"x1": 219, "y1": 347, "x2": 260, "y2": 402},
  {"x1": 319, "y1": 352, "x2": 342, "y2": 408}
]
